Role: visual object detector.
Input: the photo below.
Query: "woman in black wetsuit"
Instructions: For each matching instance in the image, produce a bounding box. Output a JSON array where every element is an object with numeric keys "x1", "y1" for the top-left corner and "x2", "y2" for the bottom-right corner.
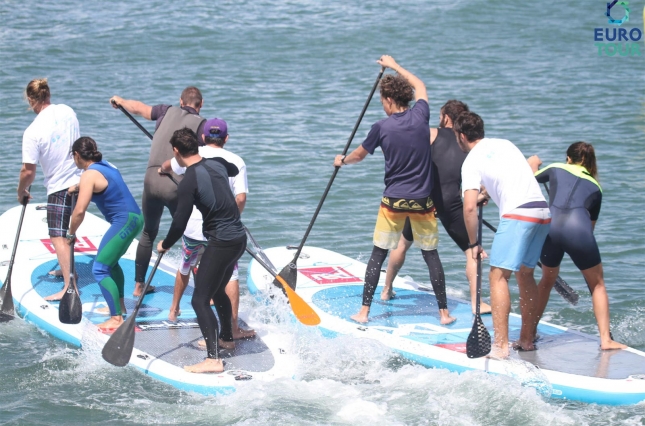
[{"x1": 528, "y1": 142, "x2": 625, "y2": 350}]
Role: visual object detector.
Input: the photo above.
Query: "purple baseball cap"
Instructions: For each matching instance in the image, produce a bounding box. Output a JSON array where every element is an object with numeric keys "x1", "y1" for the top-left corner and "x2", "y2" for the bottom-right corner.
[{"x1": 203, "y1": 118, "x2": 228, "y2": 139}]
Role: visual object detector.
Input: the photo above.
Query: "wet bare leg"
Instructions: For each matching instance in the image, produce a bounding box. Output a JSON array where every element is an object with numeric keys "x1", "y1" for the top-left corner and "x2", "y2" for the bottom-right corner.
[
  {"x1": 44, "y1": 237, "x2": 71, "y2": 301},
  {"x1": 489, "y1": 266, "x2": 512, "y2": 358},
  {"x1": 184, "y1": 358, "x2": 224, "y2": 373},
  {"x1": 169, "y1": 270, "x2": 189, "y2": 322},
  {"x1": 465, "y1": 249, "x2": 491, "y2": 314},
  {"x1": 582, "y1": 264, "x2": 627, "y2": 350},
  {"x1": 225, "y1": 279, "x2": 255, "y2": 339},
  {"x1": 382, "y1": 236, "x2": 411, "y2": 301},
  {"x1": 351, "y1": 306, "x2": 370, "y2": 323},
  {"x1": 515, "y1": 265, "x2": 539, "y2": 351},
  {"x1": 533, "y1": 264, "x2": 559, "y2": 338}
]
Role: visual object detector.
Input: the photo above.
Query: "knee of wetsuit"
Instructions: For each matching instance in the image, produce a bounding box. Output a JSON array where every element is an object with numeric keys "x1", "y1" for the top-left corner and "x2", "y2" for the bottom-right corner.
[{"x1": 92, "y1": 260, "x2": 112, "y2": 283}]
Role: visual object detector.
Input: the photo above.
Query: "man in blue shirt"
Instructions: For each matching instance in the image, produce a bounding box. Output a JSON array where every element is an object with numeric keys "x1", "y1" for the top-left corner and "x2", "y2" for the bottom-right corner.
[{"x1": 334, "y1": 55, "x2": 455, "y2": 325}]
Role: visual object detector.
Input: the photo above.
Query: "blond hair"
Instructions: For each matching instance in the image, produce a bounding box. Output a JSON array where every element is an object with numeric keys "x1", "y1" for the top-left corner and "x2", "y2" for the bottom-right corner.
[{"x1": 25, "y1": 78, "x2": 50, "y2": 108}]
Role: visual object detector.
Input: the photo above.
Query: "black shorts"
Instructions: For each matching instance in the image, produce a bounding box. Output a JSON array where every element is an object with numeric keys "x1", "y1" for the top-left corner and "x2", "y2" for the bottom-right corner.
[
  {"x1": 402, "y1": 208, "x2": 469, "y2": 252},
  {"x1": 46, "y1": 189, "x2": 73, "y2": 238}
]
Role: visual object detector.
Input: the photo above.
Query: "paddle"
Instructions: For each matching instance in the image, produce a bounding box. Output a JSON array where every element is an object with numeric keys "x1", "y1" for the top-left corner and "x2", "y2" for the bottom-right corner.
[
  {"x1": 111, "y1": 99, "x2": 153, "y2": 140},
  {"x1": 59, "y1": 194, "x2": 82, "y2": 324},
  {"x1": 274, "y1": 67, "x2": 385, "y2": 291},
  {"x1": 101, "y1": 253, "x2": 164, "y2": 367},
  {"x1": 467, "y1": 205, "x2": 492, "y2": 358},
  {"x1": 245, "y1": 246, "x2": 320, "y2": 326},
  {"x1": 481, "y1": 218, "x2": 579, "y2": 305},
  {"x1": 244, "y1": 226, "x2": 277, "y2": 274},
  {"x1": 0, "y1": 189, "x2": 31, "y2": 320}
]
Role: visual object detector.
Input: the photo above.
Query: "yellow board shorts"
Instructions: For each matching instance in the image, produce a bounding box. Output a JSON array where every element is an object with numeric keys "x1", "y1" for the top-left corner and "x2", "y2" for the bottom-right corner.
[{"x1": 373, "y1": 196, "x2": 439, "y2": 250}]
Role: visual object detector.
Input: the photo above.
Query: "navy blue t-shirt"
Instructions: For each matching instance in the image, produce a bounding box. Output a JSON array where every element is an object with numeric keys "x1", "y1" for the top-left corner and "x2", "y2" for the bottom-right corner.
[{"x1": 361, "y1": 99, "x2": 431, "y2": 198}]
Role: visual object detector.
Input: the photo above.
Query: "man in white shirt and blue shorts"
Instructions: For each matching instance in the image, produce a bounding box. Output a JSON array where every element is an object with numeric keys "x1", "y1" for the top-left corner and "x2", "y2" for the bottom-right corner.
[{"x1": 455, "y1": 111, "x2": 550, "y2": 358}]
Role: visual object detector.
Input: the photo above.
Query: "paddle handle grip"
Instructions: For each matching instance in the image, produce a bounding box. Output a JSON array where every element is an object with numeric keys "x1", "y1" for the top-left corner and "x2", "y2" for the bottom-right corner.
[{"x1": 112, "y1": 100, "x2": 154, "y2": 140}]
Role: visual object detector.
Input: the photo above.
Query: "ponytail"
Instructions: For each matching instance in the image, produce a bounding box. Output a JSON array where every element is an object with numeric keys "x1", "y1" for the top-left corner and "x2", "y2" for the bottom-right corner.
[
  {"x1": 567, "y1": 141, "x2": 597, "y2": 179},
  {"x1": 72, "y1": 137, "x2": 103, "y2": 163}
]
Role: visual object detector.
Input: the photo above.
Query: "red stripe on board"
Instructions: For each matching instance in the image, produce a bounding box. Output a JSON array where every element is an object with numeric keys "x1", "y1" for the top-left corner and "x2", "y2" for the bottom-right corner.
[
  {"x1": 501, "y1": 214, "x2": 551, "y2": 224},
  {"x1": 435, "y1": 343, "x2": 467, "y2": 353}
]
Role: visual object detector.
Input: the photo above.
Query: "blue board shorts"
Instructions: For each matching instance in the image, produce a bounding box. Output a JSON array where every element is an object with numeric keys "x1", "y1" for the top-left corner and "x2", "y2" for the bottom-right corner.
[{"x1": 490, "y1": 207, "x2": 551, "y2": 272}]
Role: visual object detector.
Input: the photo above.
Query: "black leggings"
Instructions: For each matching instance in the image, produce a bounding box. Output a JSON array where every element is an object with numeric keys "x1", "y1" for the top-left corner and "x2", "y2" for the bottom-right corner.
[
  {"x1": 192, "y1": 236, "x2": 246, "y2": 359},
  {"x1": 362, "y1": 245, "x2": 448, "y2": 310}
]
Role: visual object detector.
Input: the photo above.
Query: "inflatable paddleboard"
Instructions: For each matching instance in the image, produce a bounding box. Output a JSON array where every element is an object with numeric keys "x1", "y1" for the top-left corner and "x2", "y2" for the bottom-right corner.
[
  {"x1": 247, "y1": 246, "x2": 645, "y2": 405},
  {"x1": 0, "y1": 205, "x2": 296, "y2": 395}
]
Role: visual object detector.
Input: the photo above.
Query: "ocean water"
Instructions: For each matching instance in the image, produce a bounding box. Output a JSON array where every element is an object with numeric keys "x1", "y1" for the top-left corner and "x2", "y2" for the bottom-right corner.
[{"x1": 0, "y1": 0, "x2": 644, "y2": 424}]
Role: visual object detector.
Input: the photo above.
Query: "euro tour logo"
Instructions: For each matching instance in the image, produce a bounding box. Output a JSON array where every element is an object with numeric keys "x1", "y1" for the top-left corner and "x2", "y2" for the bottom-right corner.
[{"x1": 594, "y1": 1, "x2": 642, "y2": 56}]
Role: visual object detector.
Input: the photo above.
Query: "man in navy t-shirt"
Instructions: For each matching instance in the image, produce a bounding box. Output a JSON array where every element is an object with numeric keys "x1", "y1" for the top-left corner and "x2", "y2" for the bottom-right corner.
[{"x1": 334, "y1": 55, "x2": 455, "y2": 325}]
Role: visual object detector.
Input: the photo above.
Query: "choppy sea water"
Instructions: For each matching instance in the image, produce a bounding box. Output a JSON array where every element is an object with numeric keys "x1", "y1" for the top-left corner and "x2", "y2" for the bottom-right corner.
[{"x1": 0, "y1": 0, "x2": 644, "y2": 424}]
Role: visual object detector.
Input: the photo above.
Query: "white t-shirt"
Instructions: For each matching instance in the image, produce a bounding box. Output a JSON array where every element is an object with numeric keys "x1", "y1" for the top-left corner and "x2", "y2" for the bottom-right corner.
[
  {"x1": 461, "y1": 138, "x2": 545, "y2": 217},
  {"x1": 22, "y1": 104, "x2": 82, "y2": 195},
  {"x1": 172, "y1": 146, "x2": 248, "y2": 241}
]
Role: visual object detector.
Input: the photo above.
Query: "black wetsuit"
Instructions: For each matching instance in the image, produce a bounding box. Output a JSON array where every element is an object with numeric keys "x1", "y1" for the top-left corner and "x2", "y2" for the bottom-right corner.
[
  {"x1": 402, "y1": 128, "x2": 469, "y2": 251},
  {"x1": 535, "y1": 163, "x2": 602, "y2": 271},
  {"x1": 162, "y1": 157, "x2": 246, "y2": 360}
]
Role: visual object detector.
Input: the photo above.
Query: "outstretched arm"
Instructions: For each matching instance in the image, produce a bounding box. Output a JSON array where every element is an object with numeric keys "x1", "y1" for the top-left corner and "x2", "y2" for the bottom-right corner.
[
  {"x1": 17, "y1": 163, "x2": 36, "y2": 203},
  {"x1": 334, "y1": 145, "x2": 369, "y2": 167},
  {"x1": 110, "y1": 96, "x2": 153, "y2": 120},
  {"x1": 68, "y1": 171, "x2": 97, "y2": 238},
  {"x1": 377, "y1": 55, "x2": 427, "y2": 102}
]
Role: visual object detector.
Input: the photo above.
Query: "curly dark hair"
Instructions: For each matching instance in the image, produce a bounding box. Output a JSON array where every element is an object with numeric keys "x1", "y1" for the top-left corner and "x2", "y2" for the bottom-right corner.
[{"x1": 379, "y1": 74, "x2": 414, "y2": 108}]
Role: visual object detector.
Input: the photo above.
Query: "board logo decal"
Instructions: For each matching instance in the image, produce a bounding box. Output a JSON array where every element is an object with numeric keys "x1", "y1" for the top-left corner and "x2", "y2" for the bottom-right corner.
[
  {"x1": 41, "y1": 236, "x2": 97, "y2": 253},
  {"x1": 298, "y1": 266, "x2": 362, "y2": 285}
]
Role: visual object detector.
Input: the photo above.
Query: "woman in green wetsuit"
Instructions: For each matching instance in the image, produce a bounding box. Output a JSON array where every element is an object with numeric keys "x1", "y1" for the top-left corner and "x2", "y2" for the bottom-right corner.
[
  {"x1": 67, "y1": 137, "x2": 143, "y2": 330},
  {"x1": 528, "y1": 142, "x2": 626, "y2": 350}
]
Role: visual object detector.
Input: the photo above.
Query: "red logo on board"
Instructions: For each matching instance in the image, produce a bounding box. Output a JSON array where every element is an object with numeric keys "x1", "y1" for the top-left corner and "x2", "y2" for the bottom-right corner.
[
  {"x1": 40, "y1": 236, "x2": 97, "y2": 254},
  {"x1": 298, "y1": 266, "x2": 362, "y2": 285}
]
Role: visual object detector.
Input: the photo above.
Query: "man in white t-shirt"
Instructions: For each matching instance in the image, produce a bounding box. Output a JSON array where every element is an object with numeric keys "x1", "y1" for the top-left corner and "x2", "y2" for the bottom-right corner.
[
  {"x1": 160, "y1": 118, "x2": 254, "y2": 340},
  {"x1": 17, "y1": 78, "x2": 82, "y2": 302},
  {"x1": 455, "y1": 111, "x2": 550, "y2": 358}
]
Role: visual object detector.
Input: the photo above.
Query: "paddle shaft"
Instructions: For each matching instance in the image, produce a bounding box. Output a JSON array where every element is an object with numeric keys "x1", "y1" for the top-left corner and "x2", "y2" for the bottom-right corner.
[
  {"x1": 112, "y1": 100, "x2": 153, "y2": 140},
  {"x1": 69, "y1": 194, "x2": 78, "y2": 293},
  {"x1": 288, "y1": 67, "x2": 385, "y2": 263},
  {"x1": 481, "y1": 218, "x2": 579, "y2": 305},
  {"x1": 132, "y1": 253, "x2": 164, "y2": 315},
  {"x1": 244, "y1": 226, "x2": 277, "y2": 274},
  {"x1": 475, "y1": 205, "x2": 483, "y2": 315},
  {"x1": 0, "y1": 188, "x2": 31, "y2": 315}
]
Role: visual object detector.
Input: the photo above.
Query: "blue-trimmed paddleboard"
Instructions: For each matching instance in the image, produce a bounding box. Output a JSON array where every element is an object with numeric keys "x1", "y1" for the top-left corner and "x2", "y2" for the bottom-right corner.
[
  {"x1": 0, "y1": 205, "x2": 296, "y2": 395},
  {"x1": 247, "y1": 246, "x2": 645, "y2": 405}
]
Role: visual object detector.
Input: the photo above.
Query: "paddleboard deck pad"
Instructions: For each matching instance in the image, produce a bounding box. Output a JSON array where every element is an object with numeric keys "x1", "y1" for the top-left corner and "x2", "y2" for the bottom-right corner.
[
  {"x1": 247, "y1": 246, "x2": 645, "y2": 405},
  {"x1": 0, "y1": 205, "x2": 296, "y2": 395}
]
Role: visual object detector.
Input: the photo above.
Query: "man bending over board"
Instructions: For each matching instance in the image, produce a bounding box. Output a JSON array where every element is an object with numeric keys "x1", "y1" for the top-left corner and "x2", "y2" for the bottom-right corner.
[
  {"x1": 157, "y1": 128, "x2": 245, "y2": 374},
  {"x1": 334, "y1": 55, "x2": 455, "y2": 325},
  {"x1": 455, "y1": 111, "x2": 550, "y2": 358}
]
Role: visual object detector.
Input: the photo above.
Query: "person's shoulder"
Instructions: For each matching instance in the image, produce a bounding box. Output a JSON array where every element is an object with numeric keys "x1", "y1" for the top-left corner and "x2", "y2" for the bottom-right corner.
[{"x1": 220, "y1": 148, "x2": 245, "y2": 167}]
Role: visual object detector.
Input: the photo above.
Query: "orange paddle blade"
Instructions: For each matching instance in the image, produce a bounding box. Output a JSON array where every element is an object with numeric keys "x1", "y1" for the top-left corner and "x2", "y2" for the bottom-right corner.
[{"x1": 275, "y1": 276, "x2": 321, "y2": 326}]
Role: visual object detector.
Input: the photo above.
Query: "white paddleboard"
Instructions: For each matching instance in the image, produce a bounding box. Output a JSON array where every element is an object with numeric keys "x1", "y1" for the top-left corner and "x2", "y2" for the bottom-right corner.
[{"x1": 247, "y1": 245, "x2": 645, "y2": 405}]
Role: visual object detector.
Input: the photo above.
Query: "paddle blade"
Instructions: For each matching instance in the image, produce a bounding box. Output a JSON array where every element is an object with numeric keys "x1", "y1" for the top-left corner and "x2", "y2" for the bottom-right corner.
[
  {"x1": 58, "y1": 287, "x2": 82, "y2": 324},
  {"x1": 275, "y1": 275, "x2": 320, "y2": 326},
  {"x1": 466, "y1": 313, "x2": 491, "y2": 358},
  {"x1": 101, "y1": 314, "x2": 137, "y2": 367},
  {"x1": 554, "y1": 277, "x2": 579, "y2": 306},
  {"x1": 273, "y1": 261, "x2": 297, "y2": 291},
  {"x1": 0, "y1": 281, "x2": 14, "y2": 318}
]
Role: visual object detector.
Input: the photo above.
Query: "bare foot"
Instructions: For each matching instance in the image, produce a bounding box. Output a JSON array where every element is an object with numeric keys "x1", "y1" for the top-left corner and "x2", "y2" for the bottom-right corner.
[
  {"x1": 184, "y1": 358, "x2": 224, "y2": 373},
  {"x1": 487, "y1": 344, "x2": 510, "y2": 359},
  {"x1": 600, "y1": 340, "x2": 627, "y2": 350},
  {"x1": 512, "y1": 341, "x2": 537, "y2": 351},
  {"x1": 133, "y1": 283, "x2": 155, "y2": 297},
  {"x1": 168, "y1": 309, "x2": 181, "y2": 322},
  {"x1": 473, "y1": 302, "x2": 492, "y2": 315},
  {"x1": 439, "y1": 309, "x2": 456, "y2": 325},
  {"x1": 380, "y1": 288, "x2": 396, "y2": 301},
  {"x1": 48, "y1": 270, "x2": 64, "y2": 277},
  {"x1": 233, "y1": 328, "x2": 255, "y2": 340},
  {"x1": 98, "y1": 316, "x2": 124, "y2": 330},
  {"x1": 350, "y1": 306, "x2": 369, "y2": 323},
  {"x1": 44, "y1": 289, "x2": 66, "y2": 302},
  {"x1": 197, "y1": 339, "x2": 235, "y2": 350}
]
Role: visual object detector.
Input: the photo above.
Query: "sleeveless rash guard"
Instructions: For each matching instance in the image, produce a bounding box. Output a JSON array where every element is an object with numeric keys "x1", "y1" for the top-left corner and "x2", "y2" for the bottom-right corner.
[
  {"x1": 88, "y1": 161, "x2": 144, "y2": 316},
  {"x1": 535, "y1": 163, "x2": 602, "y2": 270}
]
